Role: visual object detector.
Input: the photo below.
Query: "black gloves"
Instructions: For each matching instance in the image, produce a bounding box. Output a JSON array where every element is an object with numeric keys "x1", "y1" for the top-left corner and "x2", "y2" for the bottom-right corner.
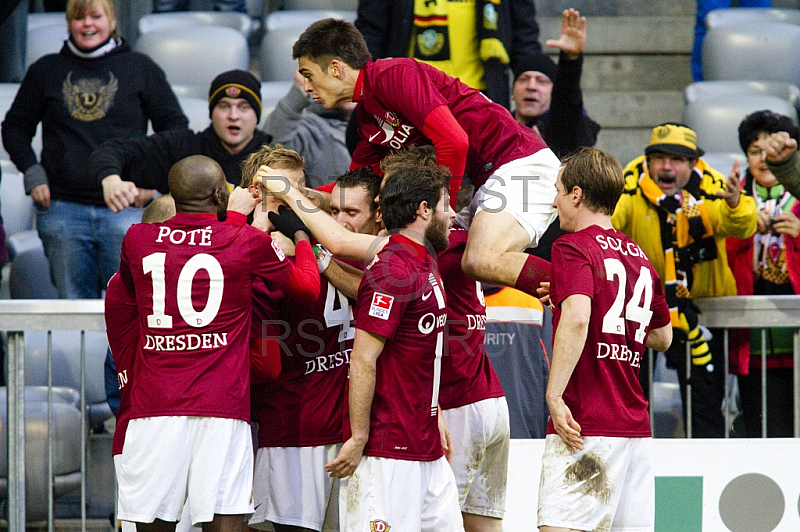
[{"x1": 268, "y1": 205, "x2": 310, "y2": 241}]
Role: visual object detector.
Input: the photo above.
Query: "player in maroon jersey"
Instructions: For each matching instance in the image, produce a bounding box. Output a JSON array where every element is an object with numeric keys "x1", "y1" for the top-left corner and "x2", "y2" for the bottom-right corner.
[
  {"x1": 322, "y1": 164, "x2": 463, "y2": 532},
  {"x1": 259, "y1": 147, "x2": 511, "y2": 532},
  {"x1": 291, "y1": 18, "x2": 556, "y2": 301},
  {"x1": 112, "y1": 155, "x2": 320, "y2": 532},
  {"x1": 538, "y1": 148, "x2": 673, "y2": 531}
]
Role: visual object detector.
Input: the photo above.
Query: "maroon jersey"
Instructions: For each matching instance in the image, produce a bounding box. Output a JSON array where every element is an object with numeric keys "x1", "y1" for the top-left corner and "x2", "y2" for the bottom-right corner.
[
  {"x1": 437, "y1": 226, "x2": 504, "y2": 410},
  {"x1": 119, "y1": 213, "x2": 292, "y2": 422},
  {"x1": 352, "y1": 59, "x2": 548, "y2": 188},
  {"x1": 250, "y1": 272, "x2": 352, "y2": 447},
  {"x1": 548, "y1": 226, "x2": 671, "y2": 437},
  {"x1": 354, "y1": 235, "x2": 448, "y2": 461},
  {"x1": 105, "y1": 272, "x2": 138, "y2": 456}
]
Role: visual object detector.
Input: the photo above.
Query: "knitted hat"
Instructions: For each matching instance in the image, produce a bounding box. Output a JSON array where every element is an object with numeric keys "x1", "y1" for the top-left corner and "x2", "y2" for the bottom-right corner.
[
  {"x1": 645, "y1": 124, "x2": 705, "y2": 159},
  {"x1": 208, "y1": 70, "x2": 263, "y2": 121},
  {"x1": 513, "y1": 53, "x2": 557, "y2": 82}
]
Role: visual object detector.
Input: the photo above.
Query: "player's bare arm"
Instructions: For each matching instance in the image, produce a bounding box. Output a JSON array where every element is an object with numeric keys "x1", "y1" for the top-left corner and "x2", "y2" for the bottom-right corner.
[
  {"x1": 545, "y1": 293, "x2": 590, "y2": 453},
  {"x1": 646, "y1": 323, "x2": 672, "y2": 353},
  {"x1": 256, "y1": 167, "x2": 388, "y2": 261},
  {"x1": 325, "y1": 329, "x2": 386, "y2": 479},
  {"x1": 323, "y1": 258, "x2": 364, "y2": 299}
]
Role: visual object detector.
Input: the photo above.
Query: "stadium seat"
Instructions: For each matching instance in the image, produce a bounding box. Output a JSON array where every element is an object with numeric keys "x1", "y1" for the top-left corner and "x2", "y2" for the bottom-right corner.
[
  {"x1": 27, "y1": 11, "x2": 67, "y2": 31},
  {"x1": 703, "y1": 22, "x2": 800, "y2": 85},
  {"x1": 706, "y1": 7, "x2": 800, "y2": 29},
  {"x1": 22, "y1": 330, "x2": 114, "y2": 430},
  {"x1": 0, "y1": 386, "x2": 83, "y2": 522},
  {"x1": 282, "y1": 0, "x2": 358, "y2": 10},
  {"x1": 135, "y1": 26, "x2": 249, "y2": 89},
  {"x1": 682, "y1": 93, "x2": 799, "y2": 153},
  {"x1": 0, "y1": 160, "x2": 35, "y2": 247},
  {"x1": 685, "y1": 80, "x2": 800, "y2": 111},
  {"x1": 259, "y1": 80, "x2": 294, "y2": 127},
  {"x1": 177, "y1": 95, "x2": 212, "y2": 131},
  {"x1": 138, "y1": 11, "x2": 255, "y2": 38},
  {"x1": 0, "y1": 86, "x2": 44, "y2": 161},
  {"x1": 25, "y1": 22, "x2": 68, "y2": 69},
  {"x1": 9, "y1": 246, "x2": 58, "y2": 300},
  {"x1": 260, "y1": 10, "x2": 356, "y2": 81}
]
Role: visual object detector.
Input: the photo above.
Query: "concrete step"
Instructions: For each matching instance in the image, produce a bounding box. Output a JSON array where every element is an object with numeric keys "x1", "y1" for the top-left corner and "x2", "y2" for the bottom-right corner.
[
  {"x1": 538, "y1": 16, "x2": 694, "y2": 54},
  {"x1": 594, "y1": 127, "x2": 653, "y2": 169},
  {"x1": 579, "y1": 54, "x2": 692, "y2": 92},
  {"x1": 584, "y1": 90, "x2": 685, "y2": 128},
  {"x1": 534, "y1": 0, "x2": 695, "y2": 17}
]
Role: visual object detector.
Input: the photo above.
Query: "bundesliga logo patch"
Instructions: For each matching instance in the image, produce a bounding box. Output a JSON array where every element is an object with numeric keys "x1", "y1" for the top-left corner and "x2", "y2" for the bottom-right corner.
[
  {"x1": 271, "y1": 239, "x2": 285, "y2": 261},
  {"x1": 369, "y1": 293, "x2": 394, "y2": 320},
  {"x1": 370, "y1": 520, "x2": 391, "y2": 532}
]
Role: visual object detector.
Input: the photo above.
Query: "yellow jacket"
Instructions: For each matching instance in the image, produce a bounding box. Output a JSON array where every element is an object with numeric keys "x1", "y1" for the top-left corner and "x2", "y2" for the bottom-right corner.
[{"x1": 611, "y1": 155, "x2": 757, "y2": 298}]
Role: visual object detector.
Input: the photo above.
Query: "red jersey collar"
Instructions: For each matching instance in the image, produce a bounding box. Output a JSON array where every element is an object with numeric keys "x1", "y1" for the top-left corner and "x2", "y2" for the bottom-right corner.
[
  {"x1": 389, "y1": 233, "x2": 430, "y2": 262},
  {"x1": 352, "y1": 63, "x2": 368, "y2": 103}
]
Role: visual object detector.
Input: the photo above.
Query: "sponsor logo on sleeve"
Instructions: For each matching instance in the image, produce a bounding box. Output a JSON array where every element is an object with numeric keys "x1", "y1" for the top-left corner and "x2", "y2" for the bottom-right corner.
[
  {"x1": 369, "y1": 293, "x2": 394, "y2": 320},
  {"x1": 271, "y1": 239, "x2": 286, "y2": 261}
]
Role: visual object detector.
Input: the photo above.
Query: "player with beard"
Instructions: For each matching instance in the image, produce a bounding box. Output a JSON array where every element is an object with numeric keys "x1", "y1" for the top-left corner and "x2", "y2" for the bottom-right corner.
[
  {"x1": 324, "y1": 165, "x2": 462, "y2": 532},
  {"x1": 112, "y1": 155, "x2": 320, "y2": 532},
  {"x1": 538, "y1": 148, "x2": 672, "y2": 531}
]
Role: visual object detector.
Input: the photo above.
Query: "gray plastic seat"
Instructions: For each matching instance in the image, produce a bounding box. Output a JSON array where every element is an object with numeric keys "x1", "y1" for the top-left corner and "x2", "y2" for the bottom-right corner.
[
  {"x1": 135, "y1": 26, "x2": 249, "y2": 88},
  {"x1": 685, "y1": 81, "x2": 800, "y2": 110},
  {"x1": 22, "y1": 330, "x2": 113, "y2": 430},
  {"x1": 0, "y1": 386, "x2": 83, "y2": 522},
  {"x1": 260, "y1": 10, "x2": 356, "y2": 81},
  {"x1": 27, "y1": 12, "x2": 67, "y2": 31},
  {"x1": 178, "y1": 95, "x2": 213, "y2": 131},
  {"x1": 25, "y1": 22, "x2": 68, "y2": 69},
  {"x1": 259, "y1": 80, "x2": 294, "y2": 127},
  {"x1": 703, "y1": 22, "x2": 800, "y2": 85},
  {"x1": 0, "y1": 160, "x2": 35, "y2": 245},
  {"x1": 0, "y1": 87, "x2": 44, "y2": 161},
  {"x1": 682, "y1": 93, "x2": 799, "y2": 153},
  {"x1": 706, "y1": 7, "x2": 800, "y2": 29},
  {"x1": 9, "y1": 246, "x2": 59, "y2": 300},
  {"x1": 138, "y1": 11, "x2": 255, "y2": 37}
]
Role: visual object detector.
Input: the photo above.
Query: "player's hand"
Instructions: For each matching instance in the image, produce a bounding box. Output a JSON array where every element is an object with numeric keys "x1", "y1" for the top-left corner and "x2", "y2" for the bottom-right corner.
[
  {"x1": 133, "y1": 188, "x2": 156, "y2": 208},
  {"x1": 325, "y1": 436, "x2": 366, "y2": 478},
  {"x1": 715, "y1": 164, "x2": 741, "y2": 208},
  {"x1": 253, "y1": 165, "x2": 293, "y2": 199},
  {"x1": 757, "y1": 210, "x2": 771, "y2": 235},
  {"x1": 438, "y1": 409, "x2": 454, "y2": 463},
  {"x1": 544, "y1": 8, "x2": 586, "y2": 60},
  {"x1": 772, "y1": 211, "x2": 800, "y2": 239},
  {"x1": 30, "y1": 183, "x2": 51, "y2": 209},
  {"x1": 537, "y1": 281, "x2": 552, "y2": 308},
  {"x1": 758, "y1": 131, "x2": 798, "y2": 164},
  {"x1": 547, "y1": 395, "x2": 583, "y2": 453},
  {"x1": 102, "y1": 174, "x2": 138, "y2": 213},
  {"x1": 226, "y1": 186, "x2": 257, "y2": 216}
]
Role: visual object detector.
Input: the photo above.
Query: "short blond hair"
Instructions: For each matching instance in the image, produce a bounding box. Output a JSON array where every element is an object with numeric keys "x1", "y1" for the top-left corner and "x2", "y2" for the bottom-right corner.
[
  {"x1": 66, "y1": 0, "x2": 116, "y2": 28},
  {"x1": 240, "y1": 144, "x2": 305, "y2": 188}
]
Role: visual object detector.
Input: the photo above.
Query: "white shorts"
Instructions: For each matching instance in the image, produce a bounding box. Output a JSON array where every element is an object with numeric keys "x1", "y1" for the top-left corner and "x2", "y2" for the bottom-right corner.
[
  {"x1": 457, "y1": 150, "x2": 560, "y2": 248},
  {"x1": 115, "y1": 416, "x2": 254, "y2": 526},
  {"x1": 339, "y1": 456, "x2": 464, "y2": 532},
  {"x1": 442, "y1": 397, "x2": 510, "y2": 518},
  {"x1": 537, "y1": 434, "x2": 654, "y2": 532},
  {"x1": 249, "y1": 444, "x2": 341, "y2": 532}
]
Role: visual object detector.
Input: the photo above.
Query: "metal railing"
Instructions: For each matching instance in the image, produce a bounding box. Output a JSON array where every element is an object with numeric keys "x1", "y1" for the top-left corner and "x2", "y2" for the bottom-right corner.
[{"x1": 0, "y1": 300, "x2": 105, "y2": 532}]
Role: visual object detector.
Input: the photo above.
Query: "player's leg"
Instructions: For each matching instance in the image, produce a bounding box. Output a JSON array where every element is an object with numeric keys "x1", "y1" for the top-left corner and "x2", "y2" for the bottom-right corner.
[
  {"x1": 462, "y1": 513, "x2": 502, "y2": 532},
  {"x1": 273, "y1": 524, "x2": 317, "y2": 532},
  {"x1": 137, "y1": 520, "x2": 178, "y2": 532},
  {"x1": 461, "y1": 151, "x2": 559, "y2": 293},
  {"x1": 200, "y1": 514, "x2": 244, "y2": 532}
]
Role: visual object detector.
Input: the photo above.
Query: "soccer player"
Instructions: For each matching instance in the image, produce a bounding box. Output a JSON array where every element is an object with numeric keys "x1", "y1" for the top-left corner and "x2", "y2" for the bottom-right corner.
[
  {"x1": 538, "y1": 148, "x2": 672, "y2": 531},
  {"x1": 324, "y1": 164, "x2": 463, "y2": 532},
  {"x1": 291, "y1": 18, "x2": 557, "y2": 297},
  {"x1": 112, "y1": 154, "x2": 320, "y2": 531}
]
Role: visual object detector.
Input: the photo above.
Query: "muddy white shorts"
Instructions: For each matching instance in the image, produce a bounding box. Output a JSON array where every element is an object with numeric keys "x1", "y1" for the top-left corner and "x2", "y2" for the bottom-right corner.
[{"x1": 537, "y1": 434, "x2": 654, "y2": 532}]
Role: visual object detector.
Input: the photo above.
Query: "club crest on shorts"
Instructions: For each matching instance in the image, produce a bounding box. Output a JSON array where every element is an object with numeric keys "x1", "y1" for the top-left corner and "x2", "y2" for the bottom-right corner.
[
  {"x1": 370, "y1": 520, "x2": 391, "y2": 532},
  {"x1": 369, "y1": 293, "x2": 394, "y2": 320}
]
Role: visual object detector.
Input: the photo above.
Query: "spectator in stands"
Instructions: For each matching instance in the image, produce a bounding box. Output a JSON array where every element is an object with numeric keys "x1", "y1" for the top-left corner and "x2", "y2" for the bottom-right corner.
[
  {"x1": 0, "y1": 0, "x2": 26, "y2": 82},
  {"x1": 263, "y1": 70, "x2": 353, "y2": 187},
  {"x1": 611, "y1": 123, "x2": 757, "y2": 437},
  {"x1": 692, "y1": 0, "x2": 771, "y2": 82},
  {"x1": 1, "y1": 0, "x2": 188, "y2": 299},
  {"x1": 727, "y1": 110, "x2": 799, "y2": 437},
  {"x1": 511, "y1": 8, "x2": 600, "y2": 160},
  {"x1": 93, "y1": 69, "x2": 271, "y2": 211},
  {"x1": 153, "y1": 0, "x2": 246, "y2": 13},
  {"x1": 355, "y1": 0, "x2": 540, "y2": 109}
]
